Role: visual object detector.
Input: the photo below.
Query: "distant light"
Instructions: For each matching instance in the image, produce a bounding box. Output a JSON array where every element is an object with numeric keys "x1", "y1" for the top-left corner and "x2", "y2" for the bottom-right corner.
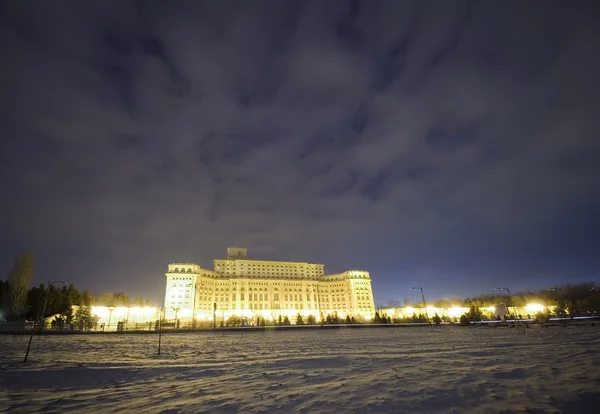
[
  {"x1": 448, "y1": 306, "x2": 468, "y2": 318},
  {"x1": 179, "y1": 309, "x2": 192, "y2": 317},
  {"x1": 525, "y1": 303, "x2": 545, "y2": 313}
]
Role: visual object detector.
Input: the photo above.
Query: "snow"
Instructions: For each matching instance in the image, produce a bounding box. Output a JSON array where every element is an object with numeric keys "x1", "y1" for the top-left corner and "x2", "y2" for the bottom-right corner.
[{"x1": 1, "y1": 326, "x2": 600, "y2": 413}]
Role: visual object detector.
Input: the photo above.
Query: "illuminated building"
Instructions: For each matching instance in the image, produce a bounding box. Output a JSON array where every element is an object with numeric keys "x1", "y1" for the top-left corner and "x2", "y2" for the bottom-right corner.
[{"x1": 164, "y1": 247, "x2": 375, "y2": 322}]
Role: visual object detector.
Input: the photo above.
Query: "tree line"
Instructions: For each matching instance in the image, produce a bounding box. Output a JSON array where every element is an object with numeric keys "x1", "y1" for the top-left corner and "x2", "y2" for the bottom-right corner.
[
  {"x1": 385, "y1": 283, "x2": 600, "y2": 317},
  {"x1": 0, "y1": 251, "x2": 150, "y2": 327},
  {"x1": 464, "y1": 283, "x2": 600, "y2": 316}
]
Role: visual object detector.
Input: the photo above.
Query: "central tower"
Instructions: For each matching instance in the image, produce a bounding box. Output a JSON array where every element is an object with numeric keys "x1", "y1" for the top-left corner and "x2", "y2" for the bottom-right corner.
[{"x1": 227, "y1": 247, "x2": 248, "y2": 260}]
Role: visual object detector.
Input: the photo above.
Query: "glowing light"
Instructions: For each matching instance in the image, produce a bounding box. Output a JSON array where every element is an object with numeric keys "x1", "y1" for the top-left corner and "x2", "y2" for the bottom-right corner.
[
  {"x1": 90, "y1": 305, "x2": 158, "y2": 324},
  {"x1": 404, "y1": 307, "x2": 416, "y2": 315},
  {"x1": 91, "y1": 306, "x2": 109, "y2": 317},
  {"x1": 525, "y1": 303, "x2": 545, "y2": 313},
  {"x1": 179, "y1": 309, "x2": 192, "y2": 317},
  {"x1": 448, "y1": 306, "x2": 468, "y2": 318},
  {"x1": 486, "y1": 306, "x2": 496, "y2": 312}
]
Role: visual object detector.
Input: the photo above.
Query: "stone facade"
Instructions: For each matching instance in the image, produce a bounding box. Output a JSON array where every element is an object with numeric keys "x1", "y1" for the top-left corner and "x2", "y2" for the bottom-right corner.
[{"x1": 164, "y1": 247, "x2": 375, "y2": 322}]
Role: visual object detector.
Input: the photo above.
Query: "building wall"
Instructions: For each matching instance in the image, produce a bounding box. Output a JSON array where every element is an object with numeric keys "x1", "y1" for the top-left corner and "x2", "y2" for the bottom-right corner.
[{"x1": 164, "y1": 249, "x2": 375, "y2": 321}]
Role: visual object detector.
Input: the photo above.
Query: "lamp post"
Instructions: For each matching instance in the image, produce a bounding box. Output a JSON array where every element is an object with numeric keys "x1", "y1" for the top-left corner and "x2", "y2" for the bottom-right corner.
[
  {"x1": 548, "y1": 288, "x2": 567, "y2": 319},
  {"x1": 188, "y1": 281, "x2": 203, "y2": 329},
  {"x1": 495, "y1": 287, "x2": 514, "y2": 318},
  {"x1": 308, "y1": 284, "x2": 321, "y2": 323},
  {"x1": 410, "y1": 287, "x2": 432, "y2": 329},
  {"x1": 40, "y1": 280, "x2": 68, "y2": 332},
  {"x1": 495, "y1": 287, "x2": 524, "y2": 332},
  {"x1": 24, "y1": 280, "x2": 67, "y2": 363},
  {"x1": 191, "y1": 283, "x2": 198, "y2": 329},
  {"x1": 172, "y1": 307, "x2": 180, "y2": 329},
  {"x1": 213, "y1": 303, "x2": 217, "y2": 329},
  {"x1": 158, "y1": 307, "x2": 164, "y2": 355},
  {"x1": 107, "y1": 307, "x2": 114, "y2": 331}
]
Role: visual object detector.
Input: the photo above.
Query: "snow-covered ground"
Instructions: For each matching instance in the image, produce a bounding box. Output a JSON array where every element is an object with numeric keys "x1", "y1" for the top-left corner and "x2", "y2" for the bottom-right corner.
[{"x1": 1, "y1": 326, "x2": 599, "y2": 413}]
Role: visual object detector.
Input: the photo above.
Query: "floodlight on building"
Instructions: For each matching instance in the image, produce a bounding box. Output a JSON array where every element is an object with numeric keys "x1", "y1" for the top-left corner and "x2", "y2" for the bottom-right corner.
[
  {"x1": 404, "y1": 306, "x2": 416, "y2": 315},
  {"x1": 91, "y1": 306, "x2": 110, "y2": 317},
  {"x1": 525, "y1": 303, "x2": 545, "y2": 314},
  {"x1": 448, "y1": 306, "x2": 468, "y2": 318}
]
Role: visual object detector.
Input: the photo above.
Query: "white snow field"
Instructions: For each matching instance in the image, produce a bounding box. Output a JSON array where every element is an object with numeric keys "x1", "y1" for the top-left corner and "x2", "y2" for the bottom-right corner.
[{"x1": 1, "y1": 326, "x2": 600, "y2": 413}]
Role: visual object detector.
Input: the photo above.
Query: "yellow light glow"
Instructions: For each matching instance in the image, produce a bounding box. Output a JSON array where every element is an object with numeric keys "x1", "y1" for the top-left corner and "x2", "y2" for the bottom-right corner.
[
  {"x1": 486, "y1": 306, "x2": 496, "y2": 312},
  {"x1": 448, "y1": 306, "x2": 467, "y2": 318},
  {"x1": 91, "y1": 306, "x2": 109, "y2": 317},
  {"x1": 404, "y1": 307, "x2": 416, "y2": 315},
  {"x1": 179, "y1": 309, "x2": 192, "y2": 317},
  {"x1": 525, "y1": 303, "x2": 545, "y2": 313},
  {"x1": 90, "y1": 305, "x2": 158, "y2": 324}
]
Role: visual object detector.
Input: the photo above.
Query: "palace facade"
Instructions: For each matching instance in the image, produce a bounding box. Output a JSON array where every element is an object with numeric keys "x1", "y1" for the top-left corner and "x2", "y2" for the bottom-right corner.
[{"x1": 164, "y1": 247, "x2": 375, "y2": 322}]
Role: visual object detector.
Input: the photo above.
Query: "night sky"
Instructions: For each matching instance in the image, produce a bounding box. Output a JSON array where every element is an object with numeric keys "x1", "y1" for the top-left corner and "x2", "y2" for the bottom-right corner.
[{"x1": 1, "y1": 1, "x2": 599, "y2": 306}]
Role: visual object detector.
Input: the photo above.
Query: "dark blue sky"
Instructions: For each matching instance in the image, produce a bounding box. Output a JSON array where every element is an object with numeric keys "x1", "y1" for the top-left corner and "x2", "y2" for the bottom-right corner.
[{"x1": 1, "y1": 1, "x2": 599, "y2": 306}]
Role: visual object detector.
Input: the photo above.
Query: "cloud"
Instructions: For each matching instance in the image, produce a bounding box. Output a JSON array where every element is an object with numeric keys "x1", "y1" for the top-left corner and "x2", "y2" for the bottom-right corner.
[{"x1": 1, "y1": 1, "x2": 599, "y2": 304}]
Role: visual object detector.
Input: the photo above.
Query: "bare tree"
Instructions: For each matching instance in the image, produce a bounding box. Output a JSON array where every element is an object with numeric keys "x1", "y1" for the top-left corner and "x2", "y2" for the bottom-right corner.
[
  {"x1": 384, "y1": 300, "x2": 402, "y2": 308},
  {"x1": 8, "y1": 251, "x2": 34, "y2": 317}
]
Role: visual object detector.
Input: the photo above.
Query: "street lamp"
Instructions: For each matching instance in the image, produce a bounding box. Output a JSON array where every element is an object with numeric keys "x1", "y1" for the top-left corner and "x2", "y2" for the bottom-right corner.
[
  {"x1": 548, "y1": 288, "x2": 567, "y2": 318},
  {"x1": 308, "y1": 284, "x2": 322, "y2": 323},
  {"x1": 495, "y1": 287, "x2": 514, "y2": 318},
  {"x1": 40, "y1": 280, "x2": 68, "y2": 331},
  {"x1": 496, "y1": 287, "x2": 526, "y2": 332},
  {"x1": 173, "y1": 307, "x2": 180, "y2": 323},
  {"x1": 24, "y1": 280, "x2": 67, "y2": 363},
  {"x1": 188, "y1": 281, "x2": 204, "y2": 329},
  {"x1": 410, "y1": 287, "x2": 431, "y2": 328},
  {"x1": 107, "y1": 307, "x2": 115, "y2": 331}
]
